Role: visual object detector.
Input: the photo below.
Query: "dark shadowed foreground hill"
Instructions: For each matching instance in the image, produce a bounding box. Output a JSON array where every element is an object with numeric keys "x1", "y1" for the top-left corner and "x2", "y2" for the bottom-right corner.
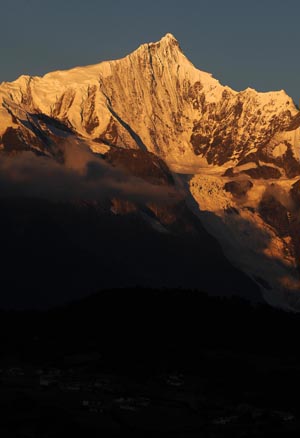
[{"x1": 1, "y1": 289, "x2": 300, "y2": 437}]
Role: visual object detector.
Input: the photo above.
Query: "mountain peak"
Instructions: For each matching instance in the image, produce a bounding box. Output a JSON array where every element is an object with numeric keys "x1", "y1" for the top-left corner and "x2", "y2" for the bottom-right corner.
[
  {"x1": 1, "y1": 35, "x2": 300, "y2": 311},
  {"x1": 130, "y1": 33, "x2": 183, "y2": 65},
  {"x1": 142, "y1": 33, "x2": 181, "y2": 52},
  {"x1": 160, "y1": 33, "x2": 178, "y2": 43},
  {"x1": 155, "y1": 32, "x2": 180, "y2": 48}
]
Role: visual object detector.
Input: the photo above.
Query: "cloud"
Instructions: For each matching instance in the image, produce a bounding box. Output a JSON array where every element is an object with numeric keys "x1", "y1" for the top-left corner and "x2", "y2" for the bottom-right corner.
[
  {"x1": 0, "y1": 141, "x2": 181, "y2": 204},
  {"x1": 261, "y1": 183, "x2": 295, "y2": 212}
]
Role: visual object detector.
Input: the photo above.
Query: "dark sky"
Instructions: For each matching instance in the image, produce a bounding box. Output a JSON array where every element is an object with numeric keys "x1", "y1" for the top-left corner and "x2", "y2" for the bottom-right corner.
[{"x1": 1, "y1": 0, "x2": 299, "y2": 103}]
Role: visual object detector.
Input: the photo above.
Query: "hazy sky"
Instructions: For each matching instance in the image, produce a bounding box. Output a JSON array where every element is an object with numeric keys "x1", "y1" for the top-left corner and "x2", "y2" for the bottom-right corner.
[{"x1": 1, "y1": 0, "x2": 299, "y2": 103}]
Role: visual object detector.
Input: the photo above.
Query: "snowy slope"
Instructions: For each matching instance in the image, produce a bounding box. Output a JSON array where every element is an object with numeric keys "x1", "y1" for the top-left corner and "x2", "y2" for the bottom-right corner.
[{"x1": 1, "y1": 33, "x2": 299, "y2": 171}]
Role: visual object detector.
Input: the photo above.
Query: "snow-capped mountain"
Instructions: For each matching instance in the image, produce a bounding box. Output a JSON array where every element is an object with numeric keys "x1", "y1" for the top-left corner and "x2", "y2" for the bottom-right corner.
[{"x1": 1, "y1": 33, "x2": 300, "y2": 310}]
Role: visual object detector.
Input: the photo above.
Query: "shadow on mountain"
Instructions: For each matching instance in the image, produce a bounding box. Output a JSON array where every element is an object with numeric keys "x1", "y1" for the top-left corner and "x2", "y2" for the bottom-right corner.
[
  {"x1": 0, "y1": 196, "x2": 262, "y2": 309},
  {"x1": 197, "y1": 207, "x2": 300, "y2": 310}
]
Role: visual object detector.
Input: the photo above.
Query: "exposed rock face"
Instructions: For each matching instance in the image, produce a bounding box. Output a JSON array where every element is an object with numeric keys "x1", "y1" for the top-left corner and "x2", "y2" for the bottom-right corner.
[
  {"x1": 1, "y1": 34, "x2": 300, "y2": 310},
  {"x1": 241, "y1": 165, "x2": 282, "y2": 180},
  {"x1": 105, "y1": 148, "x2": 174, "y2": 186},
  {"x1": 259, "y1": 195, "x2": 290, "y2": 238},
  {"x1": 290, "y1": 179, "x2": 300, "y2": 206},
  {"x1": 224, "y1": 179, "x2": 253, "y2": 198}
]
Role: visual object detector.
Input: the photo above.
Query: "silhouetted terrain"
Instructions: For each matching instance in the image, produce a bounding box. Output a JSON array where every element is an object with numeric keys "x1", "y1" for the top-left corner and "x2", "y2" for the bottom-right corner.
[{"x1": 1, "y1": 289, "x2": 300, "y2": 437}]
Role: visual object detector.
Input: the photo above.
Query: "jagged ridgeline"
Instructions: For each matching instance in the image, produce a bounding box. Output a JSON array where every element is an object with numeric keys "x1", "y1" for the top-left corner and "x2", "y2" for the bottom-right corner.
[{"x1": 0, "y1": 34, "x2": 300, "y2": 310}]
